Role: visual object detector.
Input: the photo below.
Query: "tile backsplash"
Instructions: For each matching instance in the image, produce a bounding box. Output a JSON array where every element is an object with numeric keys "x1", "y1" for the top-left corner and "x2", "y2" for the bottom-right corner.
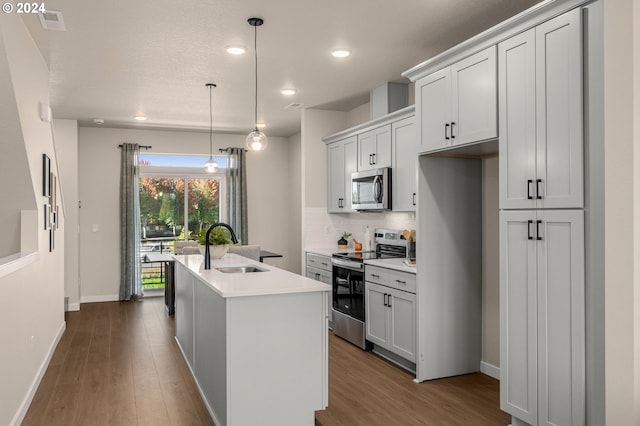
[{"x1": 304, "y1": 207, "x2": 416, "y2": 249}]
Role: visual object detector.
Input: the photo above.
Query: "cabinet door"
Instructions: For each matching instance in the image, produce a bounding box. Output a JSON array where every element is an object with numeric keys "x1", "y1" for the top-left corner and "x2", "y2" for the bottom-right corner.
[
  {"x1": 388, "y1": 288, "x2": 416, "y2": 362},
  {"x1": 175, "y1": 264, "x2": 195, "y2": 368},
  {"x1": 535, "y1": 9, "x2": 583, "y2": 209},
  {"x1": 499, "y1": 29, "x2": 537, "y2": 209},
  {"x1": 536, "y1": 210, "x2": 584, "y2": 426},
  {"x1": 358, "y1": 125, "x2": 391, "y2": 170},
  {"x1": 500, "y1": 210, "x2": 538, "y2": 425},
  {"x1": 416, "y1": 67, "x2": 450, "y2": 152},
  {"x1": 343, "y1": 137, "x2": 358, "y2": 212},
  {"x1": 365, "y1": 282, "x2": 389, "y2": 347},
  {"x1": 327, "y1": 141, "x2": 345, "y2": 213},
  {"x1": 451, "y1": 46, "x2": 497, "y2": 145},
  {"x1": 392, "y1": 116, "x2": 418, "y2": 212}
]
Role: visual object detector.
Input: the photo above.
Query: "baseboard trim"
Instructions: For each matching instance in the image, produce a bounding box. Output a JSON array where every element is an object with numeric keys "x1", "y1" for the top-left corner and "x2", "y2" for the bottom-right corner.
[
  {"x1": 11, "y1": 320, "x2": 66, "y2": 426},
  {"x1": 480, "y1": 361, "x2": 500, "y2": 380},
  {"x1": 80, "y1": 294, "x2": 118, "y2": 304},
  {"x1": 65, "y1": 303, "x2": 80, "y2": 312}
]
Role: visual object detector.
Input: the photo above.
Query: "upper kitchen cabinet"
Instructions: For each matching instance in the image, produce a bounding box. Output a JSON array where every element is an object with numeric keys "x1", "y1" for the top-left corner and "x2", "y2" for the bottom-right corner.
[
  {"x1": 416, "y1": 46, "x2": 497, "y2": 153},
  {"x1": 499, "y1": 9, "x2": 583, "y2": 210},
  {"x1": 327, "y1": 136, "x2": 358, "y2": 213},
  {"x1": 358, "y1": 124, "x2": 391, "y2": 171},
  {"x1": 392, "y1": 116, "x2": 418, "y2": 212},
  {"x1": 323, "y1": 106, "x2": 415, "y2": 214}
]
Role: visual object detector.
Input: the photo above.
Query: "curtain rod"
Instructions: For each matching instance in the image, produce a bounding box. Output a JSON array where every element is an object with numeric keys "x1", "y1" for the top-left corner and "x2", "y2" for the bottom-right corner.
[
  {"x1": 218, "y1": 148, "x2": 248, "y2": 153},
  {"x1": 118, "y1": 144, "x2": 152, "y2": 150}
]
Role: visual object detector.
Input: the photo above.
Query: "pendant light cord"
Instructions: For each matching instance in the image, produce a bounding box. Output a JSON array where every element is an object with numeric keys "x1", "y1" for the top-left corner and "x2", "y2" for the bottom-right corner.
[
  {"x1": 253, "y1": 23, "x2": 258, "y2": 130},
  {"x1": 209, "y1": 84, "x2": 213, "y2": 158}
]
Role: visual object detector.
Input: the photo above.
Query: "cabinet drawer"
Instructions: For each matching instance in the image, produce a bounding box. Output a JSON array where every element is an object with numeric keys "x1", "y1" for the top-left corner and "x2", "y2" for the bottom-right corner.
[
  {"x1": 365, "y1": 266, "x2": 389, "y2": 285},
  {"x1": 387, "y1": 270, "x2": 416, "y2": 294},
  {"x1": 306, "y1": 266, "x2": 331, "y2": 284},
  {"x1": 306, "y1": 253, "x2": 332, "y2": 272}
]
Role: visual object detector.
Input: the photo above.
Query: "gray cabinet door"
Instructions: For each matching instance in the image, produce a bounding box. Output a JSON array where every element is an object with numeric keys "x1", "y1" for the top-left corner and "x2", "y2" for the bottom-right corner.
[
  {"x1": 535, "y1": 9, "x2": 583, "y2": 209},
  {"x1": 450, "y1": 46, "x2": 498, "y2": 145},
  {"x1": 392, "y1": 116, "x2": 417, "y2": 212},
  {"x1": 175, "y1": 264, "x2": 195, "y2": 368},
  {"x1": 327, "y1": 141, "x2": 345, "y2": 213},
  {"x1": 536, "y1": 209, "x2": 585, "y2": 426},
  {"x1": 499, "y1": 9, "x2": 583, "y2": 210},
  {"x1": 416, "y1": 67, "x2": 450, "y2": 152},
  {"x1": 358, "y1": 125, "x2": 391, "y2": 171},
  {"x1": 388, "y1": 288, "x2": 416, "y2": 362},
  {"x1": 365, "y1": 282, "x2": 389, "y2": 347},
  {"x1": 500, "y1": 210, "x2": 538, "y2": 425},
  {"x1": 327, "y1": 136, "x2": 357, "y2": 213},
  {"x1": 499, "y1": 29, "x2": 537, "y2": 209},
  {"x1": 500, "y1": 209, "x2": 585, "y2": 426}
]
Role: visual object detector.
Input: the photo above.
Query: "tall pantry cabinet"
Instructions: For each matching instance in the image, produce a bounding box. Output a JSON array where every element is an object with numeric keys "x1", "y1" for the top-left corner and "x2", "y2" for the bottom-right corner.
[{"x1": 498, "y1": 8, "x2": 585, "y2": 426}]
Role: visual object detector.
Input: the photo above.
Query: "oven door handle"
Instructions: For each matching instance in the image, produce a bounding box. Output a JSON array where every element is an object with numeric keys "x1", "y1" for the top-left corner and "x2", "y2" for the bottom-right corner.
[{"x1": 331, "y1": 258, "x2": 364, "y2": 271}]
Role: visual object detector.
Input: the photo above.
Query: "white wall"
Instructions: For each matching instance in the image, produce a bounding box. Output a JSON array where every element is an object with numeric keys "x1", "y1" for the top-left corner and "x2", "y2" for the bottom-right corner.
[
  {"x1": 77, "y1": 127, "x2": 293, "y2": 301},
  {"x1": 604, "y1": 0, "x2": 640, "y2": 424},
  {"x1": 288, "y1": 132, "x2": 302, "y2": 274},
  {"x1": 0, "y1": 15, "x2": 66, "y2": 425},
  {"x1": 52, "y1": 119, "x2": 80, "y2": 311},
  {"x1": 481, "y1": 156, "x2": 499, "y2": 369}
]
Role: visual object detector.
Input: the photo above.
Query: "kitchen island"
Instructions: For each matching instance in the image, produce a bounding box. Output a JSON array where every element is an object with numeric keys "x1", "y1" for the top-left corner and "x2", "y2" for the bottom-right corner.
[{"x1": 174, "y1": 253, "x2": 330, "y2": 426}]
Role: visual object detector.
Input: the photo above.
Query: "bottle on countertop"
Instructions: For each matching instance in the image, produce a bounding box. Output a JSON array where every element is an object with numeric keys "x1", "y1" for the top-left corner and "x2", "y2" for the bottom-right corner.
[{"x1": 364, "y1": 226, "x2": 371, "y2": 252}]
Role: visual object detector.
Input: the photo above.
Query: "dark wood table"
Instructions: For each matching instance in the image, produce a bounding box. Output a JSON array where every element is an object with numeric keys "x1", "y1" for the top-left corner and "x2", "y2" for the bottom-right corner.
[{"x1": 259, "y1": 250, "x2": 283, "y2": 262}]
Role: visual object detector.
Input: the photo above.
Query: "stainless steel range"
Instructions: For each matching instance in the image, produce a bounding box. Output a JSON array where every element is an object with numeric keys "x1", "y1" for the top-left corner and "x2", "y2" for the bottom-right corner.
[{"x1": 331, "y1": 228, "x2": 407, "y2": 349}]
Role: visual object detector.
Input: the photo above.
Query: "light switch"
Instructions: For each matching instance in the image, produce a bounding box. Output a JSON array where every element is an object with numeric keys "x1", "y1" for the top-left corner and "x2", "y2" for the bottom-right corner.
[{"x1": 92, "y1": 224, "x2": 98, "y2": 232}]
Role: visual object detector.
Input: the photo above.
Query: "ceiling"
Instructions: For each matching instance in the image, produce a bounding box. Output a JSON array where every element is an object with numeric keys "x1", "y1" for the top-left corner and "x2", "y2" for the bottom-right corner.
[{"x1": 24, "y1": 0, "x2": 543, "y2": 138}]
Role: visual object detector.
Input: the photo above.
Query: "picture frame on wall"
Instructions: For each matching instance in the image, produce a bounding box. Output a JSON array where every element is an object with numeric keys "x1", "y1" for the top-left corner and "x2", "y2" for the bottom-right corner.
[
  {"x1": 44, "y1": 204, "x2": 50, "y2": 230},
  {"x1": 42, "y1": 154, "x2": 50, "y2": 197}
]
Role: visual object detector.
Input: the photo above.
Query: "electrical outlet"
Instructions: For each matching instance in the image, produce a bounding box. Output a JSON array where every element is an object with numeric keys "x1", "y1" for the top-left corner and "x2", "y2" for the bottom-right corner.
[{"x1": 92, "y1": 224, "x2": 99, "y2": 232}]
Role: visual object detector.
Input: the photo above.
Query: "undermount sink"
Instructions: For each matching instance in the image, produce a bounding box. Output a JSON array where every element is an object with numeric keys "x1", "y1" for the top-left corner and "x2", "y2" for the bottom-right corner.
[{"x1": 214, "y1": 265, "x2": 268, "y2": 274}]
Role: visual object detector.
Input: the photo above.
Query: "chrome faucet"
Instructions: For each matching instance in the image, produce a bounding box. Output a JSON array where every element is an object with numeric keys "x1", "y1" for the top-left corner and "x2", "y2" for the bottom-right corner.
[{"x1": 203, "y1": 222, "x2": 239, "y2": 270}]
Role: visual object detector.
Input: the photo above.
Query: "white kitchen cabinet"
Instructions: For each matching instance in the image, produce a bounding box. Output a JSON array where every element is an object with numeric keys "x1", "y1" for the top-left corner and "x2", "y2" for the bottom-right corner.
[
  {"x1": 358, "y1": 124, "x2": 391, "y2": 171},
  {"x1": 499, "y1": 9, "x2": 583, "y2": 209},
  {"x1": 416, "y1": 46, "x2": 497, "y2": 152},
  {"x1": 327, "y1": 136, "x2": 357, "y2": 213},
  {"x1": 500, "y1": 209, "x2": 584, "y2": 426},
  {"x1": 365, "y1": 266, "x2": 416, "y2": 363},
  {"x1": 305, "y1": 252, "x2": 333, "y2": 324},
  {"x1": 175, "y1": 263, "x2": 194, "y2": 366},
  {"x1": 392, "y1": 116, "x2": 418, "y2": 212}
]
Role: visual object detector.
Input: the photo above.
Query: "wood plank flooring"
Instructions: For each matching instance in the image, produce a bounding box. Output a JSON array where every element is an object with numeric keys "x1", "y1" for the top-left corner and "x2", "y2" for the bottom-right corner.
[
  {"x1": 24, "y1": 297, "x2": 508, "y2": 425},
  {"x1": 316, "y1": 335, "x2": 509, "y2": 426},
  {"x1": 22, "y1": 298, "x2": 213, "y2": 426}
]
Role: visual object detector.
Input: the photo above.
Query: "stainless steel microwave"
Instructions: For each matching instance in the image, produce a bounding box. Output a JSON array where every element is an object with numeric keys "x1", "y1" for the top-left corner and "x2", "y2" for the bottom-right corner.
[{"x1": 351, "y1": 168, "x2": 391, "y2": 211}]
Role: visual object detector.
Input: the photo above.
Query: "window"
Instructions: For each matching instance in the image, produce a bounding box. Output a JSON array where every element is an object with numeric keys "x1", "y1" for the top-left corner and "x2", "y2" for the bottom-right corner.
[
  {"x1": 138, "y1": 154, "x2": 227, "y2": 290},
  {"x1": 139, "y1": 153, "x2": 227, "y2": 245}
]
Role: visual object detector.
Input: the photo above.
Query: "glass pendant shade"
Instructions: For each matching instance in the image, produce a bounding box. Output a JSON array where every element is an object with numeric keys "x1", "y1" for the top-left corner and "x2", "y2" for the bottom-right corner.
[
  {"x1": 204, "y1": 157, "x2": 218, "y2": 173},
  {"x1": 246, "y1": 128, "x2": 268, "y2": 151}
]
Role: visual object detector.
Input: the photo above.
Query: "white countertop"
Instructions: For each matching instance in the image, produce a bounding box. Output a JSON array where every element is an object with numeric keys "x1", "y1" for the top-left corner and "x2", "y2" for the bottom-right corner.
[
  {"x1": 174, "y1": 253, "x2": 330, "y2": 298},
  {"x1": 365, "y1": 258, "x2": 417, "y2": 274},
  {"x1": 305, "y1": 247, "x2": 348, "y2": 257}
]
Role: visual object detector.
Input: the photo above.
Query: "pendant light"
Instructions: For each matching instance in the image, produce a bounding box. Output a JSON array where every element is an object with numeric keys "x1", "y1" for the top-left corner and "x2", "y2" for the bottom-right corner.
[
  {"x1": 204, "y1": 83, "x2": 218, "y2": 173},
  {"x1": 246, "y1": 17, "x2": 268, "y2": 151}
]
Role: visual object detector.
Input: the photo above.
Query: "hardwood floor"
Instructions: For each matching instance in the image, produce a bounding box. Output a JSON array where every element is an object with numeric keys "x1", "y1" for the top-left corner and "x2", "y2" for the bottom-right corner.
[
  {"x1": 315, "y1": 332, "x2": 510, "y2": 426},
  {"x1": 22, "y1": 297, "x2": 213, "y2": 426},
  {"x1": 24, "y1": 297, "x2": 508, "y2": 425}
]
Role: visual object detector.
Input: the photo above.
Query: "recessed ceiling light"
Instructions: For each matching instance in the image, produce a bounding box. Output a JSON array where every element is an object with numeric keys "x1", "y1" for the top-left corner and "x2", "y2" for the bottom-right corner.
[
  {"x1": 331, "y1": 49, "x2": 351, "y2": 58},
  {"x1": 93, "y1": 118, "x2": 104, "y2": 125},
  {"x1": 256, "y1": 121, "x2": 267, "y2": 129},
  {"x1": 134, "y1": 114, "x2": 147, "y2": 121},
  {"x1": 280, "y1": 88, "x2": 297, "y2": 96},
  {"x1": 225, "y1": 45, "x2": 246, "y2": 55}
]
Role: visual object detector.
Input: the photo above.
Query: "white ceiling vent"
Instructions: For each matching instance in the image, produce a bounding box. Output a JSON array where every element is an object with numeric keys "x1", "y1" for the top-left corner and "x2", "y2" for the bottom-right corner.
[
  {"x1": 284, "y1": 102, "x2": 304, "y2": 110},
  {"x1": 38, "y1": 10, "x2": 66, "y2": 31}
]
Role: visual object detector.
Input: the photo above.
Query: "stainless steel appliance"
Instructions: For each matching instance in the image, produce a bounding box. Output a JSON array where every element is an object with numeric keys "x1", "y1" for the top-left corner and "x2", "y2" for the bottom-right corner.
[
  {"x1": 331, "y1": 229, "x2": 407, "y2": 349},
  {"x1": 351, "y1": 168, "x2": 391, "y2": 211}
]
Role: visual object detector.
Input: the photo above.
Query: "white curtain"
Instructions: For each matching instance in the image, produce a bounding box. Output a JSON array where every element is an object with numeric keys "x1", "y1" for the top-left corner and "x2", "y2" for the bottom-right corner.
[
  {"x1": 225, "y1": 147, "x2": 248, "y2": 244},
  {"x1": 119, "y1": 143, "x2": 142, "y2": 301}
]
